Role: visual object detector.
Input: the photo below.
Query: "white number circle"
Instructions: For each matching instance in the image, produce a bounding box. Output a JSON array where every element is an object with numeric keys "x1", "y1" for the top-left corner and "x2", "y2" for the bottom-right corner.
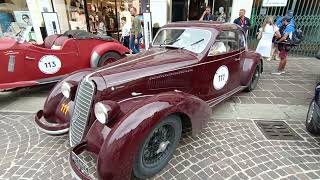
[
  {"x1": 38, "y1": 55, "x2": 61, "y2": 74},
  {"x1": 213, "y1": 65, "x2": 229, "y2": 90}
]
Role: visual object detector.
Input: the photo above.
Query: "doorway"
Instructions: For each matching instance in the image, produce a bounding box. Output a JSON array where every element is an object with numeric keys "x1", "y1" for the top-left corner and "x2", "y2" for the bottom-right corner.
[{"x1": 172, "y1": 0, "x2": 188, "y2": 22}]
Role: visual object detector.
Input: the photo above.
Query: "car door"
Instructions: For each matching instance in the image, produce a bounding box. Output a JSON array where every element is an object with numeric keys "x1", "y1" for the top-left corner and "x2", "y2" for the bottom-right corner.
[
  {"x1": 24, "y1": 39, "x2": 79, "y2": 81},
  {"x1": 194, "y1": 30, "x2": 241, "y2": 101}
]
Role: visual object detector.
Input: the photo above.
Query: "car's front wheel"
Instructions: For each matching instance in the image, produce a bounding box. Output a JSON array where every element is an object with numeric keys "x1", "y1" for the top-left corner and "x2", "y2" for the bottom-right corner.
[
  {"x1": 306, "y1": 98, "x2": 320, "y2": 134},
  {"x1": 244, "y1": 64, "x2": 261, "y2": 92},
  {"x1": 97, "y1": 52, "x2": 121, "y2": 67},
  {"x1": 133, "y1": 115, "x2": 182, "y2": 179}
]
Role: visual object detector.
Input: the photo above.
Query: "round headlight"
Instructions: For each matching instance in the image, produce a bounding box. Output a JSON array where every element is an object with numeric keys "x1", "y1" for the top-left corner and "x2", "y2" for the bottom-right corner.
[
  {"x1": 94, "y1": 102, "x2": 110, "y2": 124},
  {"x1": 61, "y1": 82, "x2": 71, "y2": 98}
]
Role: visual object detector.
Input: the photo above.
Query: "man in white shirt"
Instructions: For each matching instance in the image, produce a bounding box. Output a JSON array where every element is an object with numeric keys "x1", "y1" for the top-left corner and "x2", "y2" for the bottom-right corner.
[{"x1": 121, "y1": 17, "x2": 131, "y2": 48}]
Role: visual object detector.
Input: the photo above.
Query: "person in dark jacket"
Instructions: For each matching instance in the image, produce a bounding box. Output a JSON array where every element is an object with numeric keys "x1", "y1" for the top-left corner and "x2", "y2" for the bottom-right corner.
[{"x1": 233, "y1": 9, "x2": 251, "y2": 35}]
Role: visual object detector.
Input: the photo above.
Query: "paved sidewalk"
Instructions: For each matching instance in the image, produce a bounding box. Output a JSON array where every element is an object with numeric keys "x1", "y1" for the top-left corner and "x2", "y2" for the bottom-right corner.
[{"x1": 0, "y1": 56, "x2": 319, "y2": 179}]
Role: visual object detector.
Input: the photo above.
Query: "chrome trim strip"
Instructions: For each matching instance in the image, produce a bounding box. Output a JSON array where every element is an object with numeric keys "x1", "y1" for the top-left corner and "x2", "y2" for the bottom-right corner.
[
  {"x1": 85, "y1": 50, "x2": 168, "y2": 82},
  {"x1": 206, "y1": 86, "x2": 246, "y2": 107},
  {"x1": 118, "y1": 95, "x2": 154, "y2": 103}
]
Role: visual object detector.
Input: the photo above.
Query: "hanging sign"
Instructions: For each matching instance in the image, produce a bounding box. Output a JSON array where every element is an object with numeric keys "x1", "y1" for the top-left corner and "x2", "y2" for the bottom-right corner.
[
  {"x1": 263, "y1": 0, "x2": 288, "y2": 7},
  {"x1": 42, "y1": 12, "x2": 61, "y2": 36}
]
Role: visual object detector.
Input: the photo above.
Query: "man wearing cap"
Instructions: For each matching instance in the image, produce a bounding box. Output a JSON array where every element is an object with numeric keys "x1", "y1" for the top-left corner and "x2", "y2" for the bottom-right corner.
[
  {"x1": 271, "y1": 10, "x2": 296, "y2": 61},
  {"x1": 276, "y1": 10, "x2": 295, "y2": 28},
  {"x1": 271, "y1": 16, "x2": 295, "y2": 75}
]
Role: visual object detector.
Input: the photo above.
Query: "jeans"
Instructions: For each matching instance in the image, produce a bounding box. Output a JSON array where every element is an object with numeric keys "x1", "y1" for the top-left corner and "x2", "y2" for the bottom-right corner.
[
  {"x1": 130, "y1": 33, "x2": 142, "y2": 54},
  {"x1": 122, "y1": 36, "x2": 130, "y2": 48}
]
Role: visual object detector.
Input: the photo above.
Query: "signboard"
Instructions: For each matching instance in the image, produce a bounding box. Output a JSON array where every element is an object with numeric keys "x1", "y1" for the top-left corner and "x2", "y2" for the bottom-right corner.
[
  {"x1": 263, "y1": 0, "x2": 288, "y2": 7},
  {"x1": 13, "y1": 11, "x2": 33, "y2": 26},
  {"x1": 260, "y1": 8, "x2": 267, "y2": 15},
  {"x1": 143, "y1": 12, "x2": 152, "y2": 50},
  {"x1": 42, "y1": 12, "x2": 61, "y2": 36}
]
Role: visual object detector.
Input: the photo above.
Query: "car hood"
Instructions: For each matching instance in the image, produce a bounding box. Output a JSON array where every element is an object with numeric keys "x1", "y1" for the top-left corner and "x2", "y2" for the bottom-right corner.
[
  {"x1": 91, "y1": 48, "x2": 199, "y2": 87},
  {"x1": 0, "y1": 38, "x2": 18, "y2": 50}
]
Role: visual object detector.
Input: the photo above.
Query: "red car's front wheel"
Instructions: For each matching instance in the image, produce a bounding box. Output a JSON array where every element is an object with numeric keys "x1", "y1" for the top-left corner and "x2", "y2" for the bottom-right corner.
[{"x1": 97, "y1": 52, "x2": 121, "y2": 67}]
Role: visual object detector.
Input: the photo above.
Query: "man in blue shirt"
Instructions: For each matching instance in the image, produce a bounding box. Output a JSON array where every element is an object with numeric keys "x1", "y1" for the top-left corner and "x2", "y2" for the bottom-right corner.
[
  {"x1": 271, "y1": 16, "x2": 295, "y2": 75},
  {"x1": 276, "y1": 10, "x2": 295, "y2": 28}
]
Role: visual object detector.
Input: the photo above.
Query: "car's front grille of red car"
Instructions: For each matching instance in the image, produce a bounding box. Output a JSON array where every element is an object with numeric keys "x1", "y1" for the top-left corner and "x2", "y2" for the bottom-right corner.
[{"x1": 69, "y1": 80, "x2": 95, "y2": 147}]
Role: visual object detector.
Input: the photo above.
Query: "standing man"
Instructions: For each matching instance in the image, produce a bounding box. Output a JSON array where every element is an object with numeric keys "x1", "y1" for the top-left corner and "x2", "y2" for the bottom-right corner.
[
  {"x1": 130, "y1": 6, "x2": 142, "y2": 54},
  {"x1": 271, "y1": 16, "x2": 295, "y2": 75},
  {"x1": 271, "y1": 10, "x2": 295, "y2": 61},
  {"x1": 120, "y1": 17, "x2": 131, "y2": 48},
  {"x1": 199, "y1": 6, "x2": 214, "y2": 21},
  {"x1": 233, "y1": 9, "x2": 251, "y2": 35}
]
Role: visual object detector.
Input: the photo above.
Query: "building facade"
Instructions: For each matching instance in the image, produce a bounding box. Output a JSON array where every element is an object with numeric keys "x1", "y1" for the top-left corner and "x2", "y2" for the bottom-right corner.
[
  {"x1": 0, "y1": 0, "x2": 145, "y2": 43},
  {"x1": 0, "y1": 0, "x2": 319, "y2": 55}
]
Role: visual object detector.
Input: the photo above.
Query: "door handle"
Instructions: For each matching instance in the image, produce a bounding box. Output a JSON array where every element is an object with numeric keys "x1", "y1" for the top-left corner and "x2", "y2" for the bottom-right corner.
[{"x1": 25, "y1": 56, "x2": 35, "y2": 60}]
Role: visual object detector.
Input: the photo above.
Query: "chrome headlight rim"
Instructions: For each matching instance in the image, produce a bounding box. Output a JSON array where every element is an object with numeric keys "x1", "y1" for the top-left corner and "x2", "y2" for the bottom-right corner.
[
  {"x1": 94, "y1": 102, "x2": 110, "y2": 124},
  {"x1": 61, "y1": 82, "x2": 72, "y2": 98}
]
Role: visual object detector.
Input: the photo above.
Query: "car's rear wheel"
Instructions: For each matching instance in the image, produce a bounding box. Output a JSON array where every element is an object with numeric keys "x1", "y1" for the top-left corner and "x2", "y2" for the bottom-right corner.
[
  {"x1": 244, "y1": 64, "x2": 261, "y2": 92},
  {"x1": 133, "y1": 115, "x2": 182, "y2": 179},
  {"x1": 97, "y1": 52, "x2": 121, "y2": 67},
  {"x1": 306, "y1": 99, "x2": 320, "y2": 134}
]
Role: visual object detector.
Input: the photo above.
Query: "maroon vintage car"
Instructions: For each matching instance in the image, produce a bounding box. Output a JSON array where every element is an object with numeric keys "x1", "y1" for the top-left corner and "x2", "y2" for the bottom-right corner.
[
  {"x1": 35, "y1": 22, "x2": 262, "y2": 179},
  {"x1": 0, "y1": 30, "x2": 128, "y2": 90}
]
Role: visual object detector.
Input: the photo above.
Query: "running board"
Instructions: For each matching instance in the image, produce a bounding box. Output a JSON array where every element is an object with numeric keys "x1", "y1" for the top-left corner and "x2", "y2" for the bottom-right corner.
[{"x1": 206, "y1": 86, "x2": 246, "y2": 107}]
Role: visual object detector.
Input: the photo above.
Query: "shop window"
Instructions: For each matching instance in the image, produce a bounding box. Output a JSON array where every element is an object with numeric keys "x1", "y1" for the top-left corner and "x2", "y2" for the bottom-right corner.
[
  {"x1": 0, "y1": 0, "x2": 36, "y2": 42},
  {"x1": 67, "y1": 0, "x2": 87, "y2": 31}
]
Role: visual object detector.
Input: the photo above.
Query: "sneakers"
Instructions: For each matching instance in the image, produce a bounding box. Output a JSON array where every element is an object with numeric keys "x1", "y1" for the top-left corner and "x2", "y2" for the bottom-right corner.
[
  {"x1": 271, "y1": 70, "x2": 286, "y2": 75},
  {"x1": 271, "y1": 71, "x2": 282, "y2": 75}
]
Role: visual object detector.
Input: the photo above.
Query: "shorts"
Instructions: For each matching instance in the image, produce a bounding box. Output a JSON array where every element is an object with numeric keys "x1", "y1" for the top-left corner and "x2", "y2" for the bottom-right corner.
[
  {"x1": 278, "y1": 43, "x2": 290, "y2": 59},
  {"x1": 279, "y1": 49, "x2": 288, "y2": 59}
]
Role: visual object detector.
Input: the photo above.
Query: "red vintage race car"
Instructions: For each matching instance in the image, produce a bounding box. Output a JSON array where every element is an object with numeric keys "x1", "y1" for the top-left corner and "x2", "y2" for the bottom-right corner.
[
  {"x1": 35, "y1": 22, "x2": 263, "y2": 179},
  {"x1": 0, "y1": 30, "x2": 128, "y2": 90}
]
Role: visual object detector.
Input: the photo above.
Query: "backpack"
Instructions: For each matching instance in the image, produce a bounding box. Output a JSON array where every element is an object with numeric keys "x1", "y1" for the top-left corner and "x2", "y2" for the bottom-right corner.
[{"x1": 289, "y1": 28, "x2": 303, "y2": 45}]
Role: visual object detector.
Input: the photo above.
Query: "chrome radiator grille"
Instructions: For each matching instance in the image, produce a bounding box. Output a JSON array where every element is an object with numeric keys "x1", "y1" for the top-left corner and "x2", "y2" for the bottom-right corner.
[{"x1": 69, "y1": 80, "x2": 95, "y2": 147}]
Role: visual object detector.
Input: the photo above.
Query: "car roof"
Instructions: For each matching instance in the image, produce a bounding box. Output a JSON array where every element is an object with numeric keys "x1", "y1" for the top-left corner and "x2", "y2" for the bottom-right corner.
[{"x1": 163, "y1": 21, "x2": 242, "y2": 32}]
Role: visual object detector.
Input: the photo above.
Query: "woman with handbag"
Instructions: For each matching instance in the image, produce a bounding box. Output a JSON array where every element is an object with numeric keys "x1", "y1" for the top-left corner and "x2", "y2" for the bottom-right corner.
[{"x1": 256, "y1": 16, "x2": 281, "y2": 61}]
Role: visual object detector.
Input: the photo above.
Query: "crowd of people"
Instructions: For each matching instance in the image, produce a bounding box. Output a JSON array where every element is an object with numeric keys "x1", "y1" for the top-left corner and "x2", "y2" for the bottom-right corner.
[
  {"x1": 199, "y1": 6, "x2": 296, "y2": 75},
  {"x1": 88, "y1": 5, "x2": 143, "y2": 54},
  {"x1": 88, "y1": 4, "x2": 297, "y2": 68}
]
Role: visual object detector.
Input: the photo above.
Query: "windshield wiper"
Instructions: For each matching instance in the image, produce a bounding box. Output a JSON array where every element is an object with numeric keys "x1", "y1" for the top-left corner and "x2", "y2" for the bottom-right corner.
[
  {"x1": 159, "y1": 38, "x2": 180, "y2": 47},
  {"x1": 181, "y1": 39, "x2": 205, "y2": 49}
]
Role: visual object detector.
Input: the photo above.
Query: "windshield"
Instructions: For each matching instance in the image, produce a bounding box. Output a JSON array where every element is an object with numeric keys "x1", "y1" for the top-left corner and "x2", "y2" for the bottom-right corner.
[{"x1": 153, "y1": 28, "x2": 211, "y2": 54}]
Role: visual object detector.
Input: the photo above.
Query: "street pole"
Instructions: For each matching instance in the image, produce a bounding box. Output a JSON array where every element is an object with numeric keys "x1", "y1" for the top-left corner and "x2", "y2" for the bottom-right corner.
[{"x1": 290, "y1": 0, "x2": 297, "y2": 11}]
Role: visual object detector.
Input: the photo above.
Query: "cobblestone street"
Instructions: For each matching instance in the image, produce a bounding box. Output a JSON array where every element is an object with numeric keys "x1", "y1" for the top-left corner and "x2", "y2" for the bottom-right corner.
[{"x1": 0, "y1": 57, "x2": 319, "y2": 180}]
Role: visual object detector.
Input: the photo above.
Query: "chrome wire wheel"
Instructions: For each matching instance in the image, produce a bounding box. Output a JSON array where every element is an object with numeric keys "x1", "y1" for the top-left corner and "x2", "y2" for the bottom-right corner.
[
  {"x1": 133, "y1": 115, "x2": 182, "y2": 179},
  {"x1": 142, "y1": 124, "x2": 175, "y2": 168}
]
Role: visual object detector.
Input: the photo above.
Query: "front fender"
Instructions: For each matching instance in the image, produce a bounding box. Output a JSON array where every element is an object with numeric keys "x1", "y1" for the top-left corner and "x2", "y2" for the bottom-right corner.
[
  {"x1": 90, "y1": 42, "x2": 129, "y2": 68},
  {"x1": 42, "y1": 69, "x2": 92, "y2": 124},
  {"x1": 86, "y1": 91, "x2": 211, "y2": 179},
  {"x1": 240, "y1": 51, "x2": 262, "y2": 86}
]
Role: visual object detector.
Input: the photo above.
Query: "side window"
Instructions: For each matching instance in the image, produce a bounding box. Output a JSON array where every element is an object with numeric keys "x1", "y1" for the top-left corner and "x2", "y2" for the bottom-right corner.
[
  {"x1": 239, "y1": 31, "x2": 246, "y2": 49},
  {"x1": 208, "y1": 31, "x2": 239, "y2": 56}
]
